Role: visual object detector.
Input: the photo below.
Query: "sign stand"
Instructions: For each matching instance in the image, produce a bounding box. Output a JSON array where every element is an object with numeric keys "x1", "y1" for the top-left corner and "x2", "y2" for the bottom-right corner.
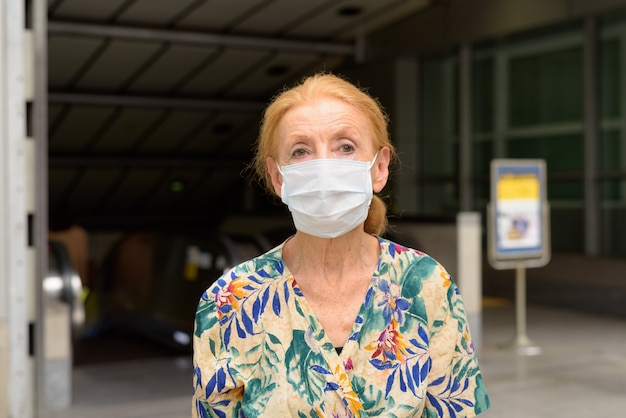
[
  {"x1": 510, "y1": 263, "x2": 541, "y2": 355},
  {"x1": 488, "y1": 159, "x2": 550, "y2": 356}
]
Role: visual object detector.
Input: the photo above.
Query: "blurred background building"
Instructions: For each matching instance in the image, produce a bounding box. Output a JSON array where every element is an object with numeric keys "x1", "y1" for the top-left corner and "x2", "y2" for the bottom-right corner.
[{"x1": 2, "y1": 0, "x2": 626, "y2": 416}]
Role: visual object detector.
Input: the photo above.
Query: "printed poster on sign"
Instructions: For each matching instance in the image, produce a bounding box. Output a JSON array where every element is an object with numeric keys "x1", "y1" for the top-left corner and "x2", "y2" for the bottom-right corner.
[{"x1": 492, "y1": 160, "x2": 546, "y2": 260}]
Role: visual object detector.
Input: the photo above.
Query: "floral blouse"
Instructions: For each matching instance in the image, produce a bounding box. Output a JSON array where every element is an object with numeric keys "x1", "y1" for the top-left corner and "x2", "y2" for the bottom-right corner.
[{"x1": 192, "y1": 237, "x2": 490, "y2": 417}]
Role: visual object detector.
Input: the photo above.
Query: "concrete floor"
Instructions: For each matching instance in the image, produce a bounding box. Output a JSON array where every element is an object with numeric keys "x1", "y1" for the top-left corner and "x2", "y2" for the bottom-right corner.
[
  {"x1": 479, "y1": 301, "x2": 626, "y2": 417},
  {"x1": 46, "y1": 301, "x2": 626, "y2": 418}
]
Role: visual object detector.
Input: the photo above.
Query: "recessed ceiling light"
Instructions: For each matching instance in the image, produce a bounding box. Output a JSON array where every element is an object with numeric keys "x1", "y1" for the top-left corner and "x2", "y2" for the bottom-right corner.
[
  {"x1": 170, "y1": 179, "x2": 185, "y2": 192},
  {"x1": 213, "y1": 123, "x2": 232, "y2": 134},
  {"x1": 266, "y1": 65, "x2": 289, "y2": 77},
  {"x1": 338, "y1": 6, "x2": 363, "y2": 17}
]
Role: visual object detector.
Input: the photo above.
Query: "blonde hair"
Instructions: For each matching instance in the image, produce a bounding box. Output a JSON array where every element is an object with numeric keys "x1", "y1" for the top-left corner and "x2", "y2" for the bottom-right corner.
[{"x1": 252, "y1": 72, "x2": 396, "y2": 235}]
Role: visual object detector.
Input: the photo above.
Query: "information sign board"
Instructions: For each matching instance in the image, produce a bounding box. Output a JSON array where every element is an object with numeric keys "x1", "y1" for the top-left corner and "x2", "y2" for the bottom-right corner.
[{"x1": 488, "y1": 159, "x2": 550, "y2": 269}]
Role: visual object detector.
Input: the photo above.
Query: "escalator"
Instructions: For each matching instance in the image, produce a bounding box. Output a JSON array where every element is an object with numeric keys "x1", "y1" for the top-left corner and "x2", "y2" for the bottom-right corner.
[
  {"x1": 78, "y1": 230, "x2": 291, "y2": 361},
  {"x1": 44, "y1": 240, "x2": 86, "y2": 409}
]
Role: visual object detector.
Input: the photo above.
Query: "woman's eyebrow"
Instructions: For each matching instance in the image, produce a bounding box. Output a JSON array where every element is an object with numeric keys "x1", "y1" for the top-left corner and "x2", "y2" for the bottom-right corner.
[{"x1": 331, "y1": 124, "x2": 360, "y2": 137}]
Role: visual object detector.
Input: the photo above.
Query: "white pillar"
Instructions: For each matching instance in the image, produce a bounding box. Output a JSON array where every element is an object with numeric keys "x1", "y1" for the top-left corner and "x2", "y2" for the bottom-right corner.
[
  {"x1": 0, "y1": 0, "x2": 32, "y2": 416},
  {"x1": 456, "y1": 212, "x2": 483, "y2": 351}
]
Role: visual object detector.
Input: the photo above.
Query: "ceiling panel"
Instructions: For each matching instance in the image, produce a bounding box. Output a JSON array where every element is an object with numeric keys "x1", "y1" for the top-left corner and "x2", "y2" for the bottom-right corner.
[
  {"x1": 285, "y1": 0, "x2": 409, "y2": 39},
  {"x1": 50, "y1": 0, "x2": 128, "y2": 22},
  {"x1": 49, "y1": 104, "x2": 66, "y2": 128},
  {"x1": 114, "y1": 0, "x2": 199, "y2": 27},
  {"x1": 90, "y1": 108, "x2": 166, "y2": 153},
  {"x1": 126, "y1": 45, "x2": 219, "y2": 95},
  {"x1": 302, "y1": 55, "x2": 347, "y2": 77},
  {"x1": 136, "y1": 110, "x2": 214, "y2": 154},
  {"x1": 49, "y1": 168, "x2": 78, "y2": 209},
  {"x1": 173, "y1": 119, "x2": 221, "y2": 157},
  {"x1": 230, "y1": 0, "x2": 331, "y2": 36},
  {"x1": 73, "y1": 40, "x2": 162, "y2": 92},
  {"x1": 139, "y1": 168, "x2": 208, "y2": 210},
  {"x1": 180, "y1": 112, "x2": 259, "y2": 155},
  {"x1": 102, "y1": 169, "x2": 164, "y2": 212},
  {"x1": 225, "y1": 52, "x2": 335, "y2": 97},
  {"x1": 219, "y1": 122, "x2": 262, "y2": 156},
  {"x1": 174, "y1": 0, "x2": 268, "y2": 31},
  {"x1": 284, "y1": 2, "x2": 365, "y2": 39},
  {"x1": 333, "y1": 0, "x2": 431, "y2": 40},
  {"x1": 50, "y1": 106, "x2": 117, "y2": 152},
  {"x1": 176, "y1": 49, "x2": 271, "y2": 97},
  {"x1": 48, "y1": 36, "x2": 105, "y2": 89},
  {"x1": 67, "y1": 169, "x2": 124, "y2": 211},
  {"x1": 184, "y1": 169, "x2": 245, "y2": 211}
]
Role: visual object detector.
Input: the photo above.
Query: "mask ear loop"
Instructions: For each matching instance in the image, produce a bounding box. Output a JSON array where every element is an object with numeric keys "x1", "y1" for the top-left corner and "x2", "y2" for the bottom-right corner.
[
  {"x1": 369, "y1": 152, "x2": 379, "y2": 169},
  {"x1": 276, "y1": 160, "x2": 285, "y2": 177}
]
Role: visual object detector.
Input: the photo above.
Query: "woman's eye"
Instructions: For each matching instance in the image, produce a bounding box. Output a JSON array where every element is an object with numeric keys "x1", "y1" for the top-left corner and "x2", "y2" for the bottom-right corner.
[
  {"x1": 291, "y1": 148, "x2": 307, "y2": 158},
  {"x1": 339, "y1": 143, "x2": 355, "y2": 153}
]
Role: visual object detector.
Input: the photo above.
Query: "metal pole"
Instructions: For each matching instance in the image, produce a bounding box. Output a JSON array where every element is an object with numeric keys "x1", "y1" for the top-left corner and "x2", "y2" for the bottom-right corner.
[
  {"x1": 33, "y1": 0, "x2": 49, "y2": 415},
  {"x1": 513, "y1": 263, "x2": 541, "y2": 356},
  {"x1": 49, "y1": 155, "x2": 245, "y2": 169},
  {"x1": 48, "y1": 92, "x2": 266, "y2": 112},
  {"x1": 48, "y1": 21, "x2": 355, "y2": 57},
  {"x1": 515, "y1": 264, "x2": 527, "y2": 342}
]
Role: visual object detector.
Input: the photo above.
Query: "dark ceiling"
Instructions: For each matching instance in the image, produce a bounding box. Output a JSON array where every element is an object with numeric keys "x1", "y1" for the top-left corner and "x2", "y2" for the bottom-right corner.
[{"x1": 47, "y1": 0, "x2": 431, "y2": 231}]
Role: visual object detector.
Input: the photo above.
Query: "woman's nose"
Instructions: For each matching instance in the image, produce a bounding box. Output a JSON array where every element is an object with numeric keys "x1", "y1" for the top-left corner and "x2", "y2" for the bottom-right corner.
[{"x1": 314, "y1": 148, "x2": 333, "y2": 160}]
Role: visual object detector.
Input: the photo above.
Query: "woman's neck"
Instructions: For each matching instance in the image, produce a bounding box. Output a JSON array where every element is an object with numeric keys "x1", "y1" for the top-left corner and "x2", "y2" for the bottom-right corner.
[
  {"x1": 283, "y1": 230, "x2": 380, "y2": 348},
  {"x1": 283, "y1": 230, "x2": 379, "y2": 285}
]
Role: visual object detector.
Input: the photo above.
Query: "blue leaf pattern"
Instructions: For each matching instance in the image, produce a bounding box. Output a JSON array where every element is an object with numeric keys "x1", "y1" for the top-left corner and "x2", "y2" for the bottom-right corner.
[
  {"x1": 240, "y1": 309, "x2": 254, "y2": 334},
  {"x1": 272, "y1": 291, "x2": 281, "y2": 316},
  {"x1": 310, "y1": 364, "x2": 332, "y2": 375}
]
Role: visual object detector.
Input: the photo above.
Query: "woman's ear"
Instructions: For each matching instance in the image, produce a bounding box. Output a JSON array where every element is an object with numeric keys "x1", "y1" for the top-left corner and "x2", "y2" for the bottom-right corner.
[
  {"x1": 372, "y1": 147, "x2": 390, "y2": 193},
  {"x1": 267, "y1": 157, "x2": 282, "y2": 197}
]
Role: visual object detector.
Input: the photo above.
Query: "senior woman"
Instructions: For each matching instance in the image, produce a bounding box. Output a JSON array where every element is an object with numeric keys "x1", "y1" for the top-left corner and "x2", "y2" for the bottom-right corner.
[{"x1": 192, "y1": 73, "x2": 490, "y2": 417}]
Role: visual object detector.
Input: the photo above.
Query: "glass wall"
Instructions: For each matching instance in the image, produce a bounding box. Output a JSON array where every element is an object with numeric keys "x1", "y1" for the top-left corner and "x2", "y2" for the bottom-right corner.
[
  {"x1": 418, "y1": 18, "x2": 626, "y2": 256},
  {"x1": 600, "y1": 20, "x2": 626, "y2": 255},
  {"x1": 419, "y1": 55, "x2": 458, "y2": 217}
]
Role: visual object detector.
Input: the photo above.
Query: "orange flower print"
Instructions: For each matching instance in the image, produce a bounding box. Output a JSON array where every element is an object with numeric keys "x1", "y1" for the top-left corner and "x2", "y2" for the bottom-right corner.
[
  {"x1": 333, "y1": 363, "x2": 363, "y2": 415},
  {"x1": 440, "y1": 267, "x2": 451, "y2": 288},
  {"x1": 366, "y1": 320, "x2": 409, "y2": 365},
  {"x1": 215, "y1": 278, "x2": 247, "y2": 318}
]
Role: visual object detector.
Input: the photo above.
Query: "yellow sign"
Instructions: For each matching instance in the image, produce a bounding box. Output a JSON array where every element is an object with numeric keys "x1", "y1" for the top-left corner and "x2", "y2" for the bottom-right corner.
[{"x1": 497, "y1": 173, "x2": 540, "y2": 200}]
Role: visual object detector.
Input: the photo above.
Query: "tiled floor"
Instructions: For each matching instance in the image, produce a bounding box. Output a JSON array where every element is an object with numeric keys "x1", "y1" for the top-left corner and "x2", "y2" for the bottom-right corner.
[{"x1": 47, "y1": 302, "x2": 626, "y2": 418}]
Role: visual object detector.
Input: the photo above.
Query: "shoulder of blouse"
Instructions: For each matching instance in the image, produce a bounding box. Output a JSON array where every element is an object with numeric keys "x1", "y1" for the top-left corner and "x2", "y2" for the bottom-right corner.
[
  {"x1": 378, "y1": 235, "x2": 453, "y2": 295},
  {"x1": 203, "y1": 241, "x2": 287, "y2": 298},
  {"x1": 378, "y1": 235, "x2": 440, "y2": 268}
]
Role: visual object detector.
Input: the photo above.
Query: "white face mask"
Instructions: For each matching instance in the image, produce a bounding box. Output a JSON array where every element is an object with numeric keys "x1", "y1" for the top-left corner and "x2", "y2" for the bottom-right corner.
[{"x1": 278, "y1": 155, "x2": 377, "y2": 238}]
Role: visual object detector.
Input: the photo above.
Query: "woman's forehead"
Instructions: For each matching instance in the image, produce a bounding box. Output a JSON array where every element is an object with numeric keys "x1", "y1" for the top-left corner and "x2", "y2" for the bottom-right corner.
[{"x1": 280, "y1": 97, "x2": 367, "y2": 127}]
